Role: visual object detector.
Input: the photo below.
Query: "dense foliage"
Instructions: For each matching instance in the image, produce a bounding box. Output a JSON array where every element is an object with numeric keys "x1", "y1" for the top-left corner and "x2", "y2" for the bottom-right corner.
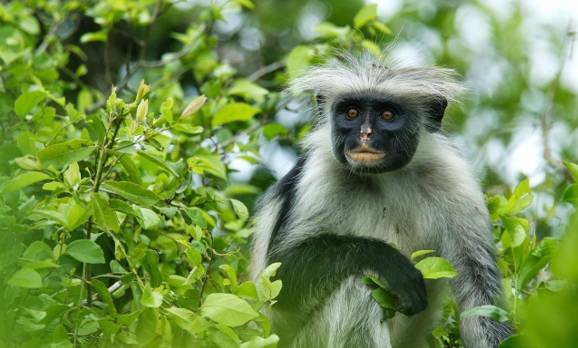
[{"x1": 0, "y1": 1, "x2": 577, "y2": 347}]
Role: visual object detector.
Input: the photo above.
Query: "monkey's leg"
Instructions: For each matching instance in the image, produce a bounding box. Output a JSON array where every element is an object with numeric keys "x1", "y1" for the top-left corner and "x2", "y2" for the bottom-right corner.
[{"x1": 288, "y1": 276, "x2": 392, "y2": 348}]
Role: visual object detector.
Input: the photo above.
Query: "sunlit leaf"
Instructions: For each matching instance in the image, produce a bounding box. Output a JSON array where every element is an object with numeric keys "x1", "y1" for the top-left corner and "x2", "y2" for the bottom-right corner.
[
  {"x1": 240, "y1": 335, "x2": 279, "y2": 348},
  {"x1": 64, "y1": 162, "x2": 81, "y2": 187},
  {"x1": 141, "y1": 285, "x2": 163, "y2": 308},
  {"x1": 165, "y1": 307, "x2": 208, "y2": 335},
  {"x1": 15, "y1": 91, "x2": 46, "y2": 117},
  {"x1": 92, "y1": 193, "x2": 120, "y2": 233},
  {"x1": 286, "y1": 45, "x2": 314, "y2": 79},
  {"x1": 80, "y1": 30, "x2": 108, "y2": 43},
  {"x1": 8, "y1": 268, "x2": 43, "y2": 288},
  {"x1": 415, "y1": 257, "x2": 457, "y2": 279},
  {"x1": 410, "y1": 249, "x2": 436, "y2": 262},
  {"x1": 201, "y1": 293, "x2": 259, "y2": 327},
  {"x1": 564, "y1": 161, "x2": 578, "y2": 182},
  {"x1": 562, "y1": 184, "x2": 578, "y2": 205},
  {"x1": 212, "y1": 102, "x2": 260, "y2": 127},
  {"x1": 228, "y1": 80, "x2": 268, "y2": 102},
  {"x1": 65, "y1": 240, "x2": 105, "y2": 264},
  {"x1": 38, "y1": 140, "x2": 94, "y2": 169},
  {"x1": 257, "y1": 263, "x2": 282, "y2": 302},
  {"x1": 101, "y1": 181, "x2": 160, "y2": 207},
  {"x1": 3, "y1": 171, "x2": 51, "y2": 192},
  {"x1": 353, "y1": 4, "x2": 377, "y2": 28}
]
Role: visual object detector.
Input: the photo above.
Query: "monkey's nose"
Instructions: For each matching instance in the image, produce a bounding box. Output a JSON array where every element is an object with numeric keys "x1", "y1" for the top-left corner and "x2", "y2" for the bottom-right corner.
[{"x1": 360, "y1": 127, "x2": 372, "y2": 141}]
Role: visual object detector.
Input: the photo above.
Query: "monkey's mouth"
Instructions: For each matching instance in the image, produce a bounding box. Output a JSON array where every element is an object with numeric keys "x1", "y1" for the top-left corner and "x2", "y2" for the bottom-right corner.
[{"x1": 345, "y1": 147, "x2": 385, "y2": 165}]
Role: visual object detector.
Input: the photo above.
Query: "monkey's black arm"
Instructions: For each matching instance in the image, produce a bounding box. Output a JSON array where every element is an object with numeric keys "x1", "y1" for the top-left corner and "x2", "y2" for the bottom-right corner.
[{"x1": 269, "y1": 233, "x2": 427, "y2": 315}]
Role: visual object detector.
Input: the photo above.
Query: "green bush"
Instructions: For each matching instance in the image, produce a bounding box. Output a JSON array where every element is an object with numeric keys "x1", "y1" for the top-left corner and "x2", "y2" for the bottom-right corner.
[{"x1": 0, "y1": 1, "x2": 577, "y2": 347}]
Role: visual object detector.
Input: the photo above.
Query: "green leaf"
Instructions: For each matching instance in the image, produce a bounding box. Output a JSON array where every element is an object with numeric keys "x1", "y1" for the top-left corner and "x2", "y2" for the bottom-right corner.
[
  {"x1": 262, "y1": 123, "x2": 288, "y2": 140},
  {"x1": 240, "y1": 335, "x2": 280, "y2": 348},
  {"x1": 14, "y1": 156, "x2": 41, "y2": 170},
  {"x1": 141, "y1": 285, "x2": 163, "y2": 308},
  {"x1": 165, "y1": 307, "x2": 208, "y2": 335},
  {"x1": 3, "y1": 171, "x2": 51, "y2": 192},
  {"x1": 119, "y1": 156, "x2": 143, "y2": 184},
  {"x1": 314, "y1": 22, "x2": 350, "y2": 40},
  {"x1": 80, "y1": 30, "x2": 108, "y2": 43},
  {"x1": 461, "y1": 305, "x2": 509, "y2": 322},
  {"x1": 362, "y1": 274, "x2": 387, "y2": 289},
  {"x1": 64, "y1": 202, "x2": 90, "y2": 231},
  {"x1": 185, "y1": 207, "x2": 216, "y2": 228},
  {"x1": 91, "y1": 279, "x2": 118, "y2": 315},
  {"x1": 64, "y1": 162, "x2": 81, "y2": 187},
  {"x1": 136, "y1": 308, "x2": 158, "y2": 345},
  {"x1": 65, "y1": 240, "x2": 105, "y2": 264},
  {"x1": 505, "y1": 178, "x2": 532, "y2": 214},
  {"x1": 231, "y1": 199, "x2": 249, "y2": 221},
  {"x1": 286, "y1": 45, "x2": 315, "y2": 79},
  {"x1": 35, "y1": 200, "x2": 90, "y2": 231},
  {"x1": 188, "y1": 154, "x2": 227, "y2": 180},
  {"x1": 257, "y1": 262, "x2": 282, "y2": 302},
  {"x1": 371, "y1": 288, "x2": 397, "y2": 319},
  {"x1": 201, "y1": 293, "x2": 259, "y2": 327},
  {"x1": 415, "y1": 257, "x2": 457, "y2": 279},
  {"x1": 233, "y1": 0, "x2": 255, "y2": 10},
  {"x1": 38, "y1": 140, "x2": 94, "y2": 169},
  {"x1": 173, "y1": 124, "x2": 204, "y2": 134},
  {"x1": 8, "y1": 268, "x2": 43, "y2": 288},
  {"x1": 212, "y1": 102, "x2": 260, "y2": 127},
  {"x1": 562, "y1": 184, "x2": 578, "y2": 205},
  {"x1": 15, "y1": 91, "x2": 46, "y2": 117},
  {"x1": 410, "y1": 249, "x2": 436, "y2": 262},
  {"x1": 19, "y1": 16, "x2": 40, "y2": 35},
  {"x1": 371, "y1": 22, "x2": 392, "y2": 35},
  {"x1": 501, "y1": 217, "x2": 528, "y2": 249},
  {"x1": 101, "y1": 181, "x2": 160, "y2": 207},
  {"x1": 92, "y1": 193, "x2": 120, "y2": 233},
  {"x1": 228, "y1": 79, "x2": 268, "y2": 102},
  {"x1": 354, "y1": 4, "x2": 378, "y2": 28},
  {"x1": 564, "y1": 161, "x2": 578, "y2": 182},
  {"x1": 361, "y1": 40, "x2": 381, "y2": 57},
  {"x1": 135, "y1": 207, "x2": 162, "y2": 230},
  {"x1": 144, "y1": 250, "x2": 163, "y2": 287},
  {"x1": 137, "y1": 151, "x2": 179, "y2": 177},
  {"x1": 20, "y1": 241, "x2": 58, "y2": 270},
  {"x1": 236, "y1": 281, "x2": 258, "y2": 299}
]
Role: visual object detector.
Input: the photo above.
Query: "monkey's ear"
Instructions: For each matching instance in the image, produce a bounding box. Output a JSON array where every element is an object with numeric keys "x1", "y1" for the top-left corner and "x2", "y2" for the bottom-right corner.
[{"x1": 425, "y1": 97, "x2": 448, "y2": 132}]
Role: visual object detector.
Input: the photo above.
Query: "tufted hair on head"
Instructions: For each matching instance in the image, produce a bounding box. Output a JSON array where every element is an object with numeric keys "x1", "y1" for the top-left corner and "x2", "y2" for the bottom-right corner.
[{"x1": 288, "y1": 51, "x2": 465, "y2": 106}]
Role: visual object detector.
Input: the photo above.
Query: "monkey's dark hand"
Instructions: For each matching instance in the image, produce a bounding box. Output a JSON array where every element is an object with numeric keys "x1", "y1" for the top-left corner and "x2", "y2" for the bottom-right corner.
[{"x1": 378, "y1": 254, "x2": 427, "y2": 316}]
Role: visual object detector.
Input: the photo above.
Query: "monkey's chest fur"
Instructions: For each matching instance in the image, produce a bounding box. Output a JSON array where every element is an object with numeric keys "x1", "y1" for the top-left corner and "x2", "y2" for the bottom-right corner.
[{"x1": 292, "y1": 168, "x2": 438, "y2": 256}]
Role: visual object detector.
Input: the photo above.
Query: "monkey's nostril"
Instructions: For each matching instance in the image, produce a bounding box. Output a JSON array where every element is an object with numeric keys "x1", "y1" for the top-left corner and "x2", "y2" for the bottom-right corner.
[{"x1": 360, "y1": 127, "x2": 372, "y2": 138}]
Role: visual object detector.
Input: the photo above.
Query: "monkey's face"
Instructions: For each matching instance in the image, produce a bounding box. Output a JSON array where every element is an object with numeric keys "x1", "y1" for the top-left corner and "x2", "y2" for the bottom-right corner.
[{"x1": 330, "y1": 92, "x2": 422, "y2": 173}]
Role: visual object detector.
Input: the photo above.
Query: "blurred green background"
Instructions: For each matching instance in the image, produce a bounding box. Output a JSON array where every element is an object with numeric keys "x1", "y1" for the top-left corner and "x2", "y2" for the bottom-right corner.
[{"x1": 0, "y1": 0, "x2": 577, "y2": 347}]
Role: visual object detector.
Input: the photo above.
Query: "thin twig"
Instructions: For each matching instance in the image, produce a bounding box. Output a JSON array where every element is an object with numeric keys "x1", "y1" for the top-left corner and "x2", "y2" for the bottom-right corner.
[
  {"x1": 541, "y1": 20, "x2": 576, "y2": 169},
  {"x1": 247, "y1": 61, "x2": 285, "y2": 81}
]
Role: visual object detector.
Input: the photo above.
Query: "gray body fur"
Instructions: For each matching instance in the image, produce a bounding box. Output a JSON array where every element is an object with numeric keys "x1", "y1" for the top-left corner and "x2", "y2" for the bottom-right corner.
[{"x1": 250, "y1": 54, "x2": 509, "y2": 348}]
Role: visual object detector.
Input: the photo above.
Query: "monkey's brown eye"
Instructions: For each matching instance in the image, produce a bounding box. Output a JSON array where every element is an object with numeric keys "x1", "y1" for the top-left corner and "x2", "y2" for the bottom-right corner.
[
  {"x1": 382, "y1": 110, "x2": 394, "y2": 121},
  {"x1": 346, "y1": 109, "x2": 359, "y2": 119}
]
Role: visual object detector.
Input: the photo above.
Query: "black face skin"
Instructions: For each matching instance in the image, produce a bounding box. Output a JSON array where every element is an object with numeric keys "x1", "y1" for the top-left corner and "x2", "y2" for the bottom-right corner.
[{"x1": 329, "y1": 91, "x2": 445, "y2": 173}]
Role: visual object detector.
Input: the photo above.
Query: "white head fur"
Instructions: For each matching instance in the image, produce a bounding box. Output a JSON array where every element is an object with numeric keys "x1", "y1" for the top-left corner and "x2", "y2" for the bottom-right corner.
[{"x1": 289, "y1": 52, "x2": 465, "y2": 123}]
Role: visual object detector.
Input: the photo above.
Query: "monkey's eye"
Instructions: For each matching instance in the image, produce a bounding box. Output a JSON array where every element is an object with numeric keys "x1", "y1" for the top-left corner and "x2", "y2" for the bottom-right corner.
[
  {"x1": 381, "y1": 110, "x2": 394, "y2": 121},
  {"x1": 346, "y1": 108, "x2": 359, "y2": 119}
]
